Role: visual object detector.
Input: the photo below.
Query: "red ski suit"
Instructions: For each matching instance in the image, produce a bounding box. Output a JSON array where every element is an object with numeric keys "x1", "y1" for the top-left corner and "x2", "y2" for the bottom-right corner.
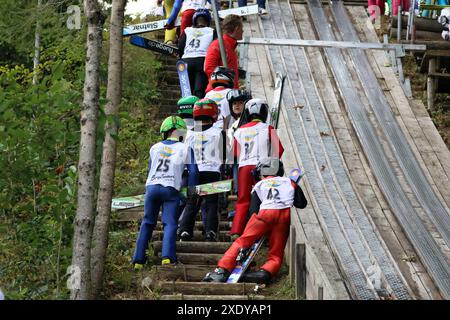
[
  {"x1": 219, "y1": 177, "x2": 305, "y2": 276},
  {"x1": 204, "y1": 34, "x2": 240, "y2": 93},
  {"x1": 230, "y1": 120, "x2": 284, "y2": 236}
]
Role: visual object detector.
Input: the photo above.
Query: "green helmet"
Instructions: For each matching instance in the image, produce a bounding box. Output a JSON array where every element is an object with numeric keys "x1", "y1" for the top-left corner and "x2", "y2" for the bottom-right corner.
[
  {"x1": 177, "y1": 96, "x2": 199, "y2": 118},
  {"x1": 160, "y1": 116, "x2": 187, "y2": 134}
]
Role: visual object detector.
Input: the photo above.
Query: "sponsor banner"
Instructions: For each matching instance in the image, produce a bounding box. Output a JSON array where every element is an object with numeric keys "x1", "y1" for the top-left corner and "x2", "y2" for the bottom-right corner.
[
  {"x1": 129, "y1": 36, "x2": 179, "y2": 56},
  {"x1": 123, "y1": 18, "x2": 181, "y2": 36},
  {"x1": 111, "y1": 195, "x2": 145, "y2": 210}
]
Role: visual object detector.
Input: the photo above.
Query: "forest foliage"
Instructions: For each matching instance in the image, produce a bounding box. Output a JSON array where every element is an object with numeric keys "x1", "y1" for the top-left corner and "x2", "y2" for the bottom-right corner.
[{"x1": 0, "y1": 0, "x2": 162, "y2": 299}]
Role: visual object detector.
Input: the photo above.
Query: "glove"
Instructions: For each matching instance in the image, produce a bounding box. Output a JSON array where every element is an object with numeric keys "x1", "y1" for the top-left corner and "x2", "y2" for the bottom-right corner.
[
  {"x1": 164, "y1": 21, "x2": 176, "y2": 30},
  {"x1": 186, "y1": 186, "x2": 197, "y2": 198}
]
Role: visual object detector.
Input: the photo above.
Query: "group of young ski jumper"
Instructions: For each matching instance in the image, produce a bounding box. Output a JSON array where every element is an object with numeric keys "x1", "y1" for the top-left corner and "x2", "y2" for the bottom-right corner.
[{"x1": 131, "y1": 5, "x2": 308, "y2": 285}]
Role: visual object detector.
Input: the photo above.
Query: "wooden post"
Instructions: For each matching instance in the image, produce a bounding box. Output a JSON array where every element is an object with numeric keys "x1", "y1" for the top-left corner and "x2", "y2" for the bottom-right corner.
[
  {"x1": 289, "y1": 226, "x2": 296, "y2": 286},
  {"x1": 427, "y1": 57, "x2": 436, "y2": 111},
  {"x1": 318, "y1": 286, "x2": 324, "y2": 300},
  {"x1": 295, "y1": 243, "x2": 306, "y2": 299}
]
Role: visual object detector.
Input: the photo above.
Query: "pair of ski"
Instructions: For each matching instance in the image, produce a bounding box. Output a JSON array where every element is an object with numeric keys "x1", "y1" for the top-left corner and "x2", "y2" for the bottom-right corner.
[
  {"x1": 226, "y1": 167, "x2": 304, "y2": 283},
  {"x1": 122, "y1": 5, "x2": 260, "y2": 37}
]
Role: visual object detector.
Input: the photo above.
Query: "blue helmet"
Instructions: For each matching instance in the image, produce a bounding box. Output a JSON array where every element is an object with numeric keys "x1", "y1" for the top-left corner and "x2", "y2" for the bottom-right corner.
[{"x1": 192, "y1": 8, "x2": 211, "y2": 27}]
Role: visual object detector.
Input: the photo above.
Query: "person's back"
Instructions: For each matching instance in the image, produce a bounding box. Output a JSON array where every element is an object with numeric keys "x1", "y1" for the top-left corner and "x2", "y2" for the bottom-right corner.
[
  {"x1": 178, "y1": 9, "x2": 216, "y2": 97},
  {"x1": 133, "y1": 116, "x2": 198, "y2": 268},
  {"x1": 178, "y1": 99, "x2": 226, "y2": 242},
  {"x1": 204, "y1": 14, "x2": 243, "y2": 93}
]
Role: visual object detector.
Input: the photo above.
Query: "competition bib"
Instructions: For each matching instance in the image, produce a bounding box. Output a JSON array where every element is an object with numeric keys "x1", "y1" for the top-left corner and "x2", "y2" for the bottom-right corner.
[
  {"x1": 146, "y1": 142, "x2": 189, "y2": 190},
  {"x1": 186, "y1": 126, "x2": 222, "y2": 172},
  {"x1": 182, "y1": 27, "x2": 214, "y2": 59},
  {"x1": 253, "y1": 177, "x2": 295, "y2": 210},
  {"x1": 235, "y1": 122, "x2": 270, "y2": 167}
]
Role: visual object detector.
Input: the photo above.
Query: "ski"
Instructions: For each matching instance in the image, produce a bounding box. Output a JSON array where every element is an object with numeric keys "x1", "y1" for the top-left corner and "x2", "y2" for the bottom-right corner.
[
  {"x1": 123, "y1": 5, "x2": 259, "y2": 36},
  {"x1": 123, "y1": 18, "x2": 181, "y2": 36},
  {"x1": 226, "y1": 168, "x2": 304, "y2": 284},
  {"x1": 111, "y1": 179, "x2": 233, "y2": 210},
  {"x1": 112, "y1": 195, "x2": 145, "y2": 210},
  {"x1": 129, "y1": 36, "x2": 179, "y2": 56},
  {"x1": 268, "y1": 72, "x2": 286, "y2": 128},
  {"x1": 176, "y1": 59, "x2": 192, "y2": 97},
  {"x1": 227, "y1": 236, "x2": 266, "y2": 283},
  {"x1": 218, "y1": 4, "x2": 259, "y2": 19}
]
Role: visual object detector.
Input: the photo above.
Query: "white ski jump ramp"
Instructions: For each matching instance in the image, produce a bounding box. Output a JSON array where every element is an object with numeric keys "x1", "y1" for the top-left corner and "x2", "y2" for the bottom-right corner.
[{"x1": 242, "y1": 0, "x2": 450, "y2": 299}]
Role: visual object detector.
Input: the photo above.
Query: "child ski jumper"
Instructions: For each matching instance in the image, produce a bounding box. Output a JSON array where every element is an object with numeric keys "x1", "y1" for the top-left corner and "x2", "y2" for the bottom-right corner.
[
  {"x1": 231, "y1": 98, "x2": 284, "y2": 238},
  {"x1": 204, "y1": 66, "x2": 235, "y2": 130},
  {"x1": 132, "y1": 116, "x2": 199, "y2": 268},
  {"x1": 178, "y1": 9, "x2": 217, "y2": 98},
  {"x1": 165, "y1": 0, "x2": 210, "y2": 37},
  {"x1": 203, "y1": 158, "x2": 308, "y2": 283},
  {"x1": 226, "y1": 89, "x2": 252, "y2": 193},
  {"x1": 178, "y1": 99, "x2": 227, "y2": 242}
]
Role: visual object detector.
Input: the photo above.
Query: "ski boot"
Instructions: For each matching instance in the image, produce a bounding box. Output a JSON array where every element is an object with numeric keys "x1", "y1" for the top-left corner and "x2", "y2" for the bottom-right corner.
[
  {"x1": 240, "y1": 269, "x2": 271, "y2": 284},
  {"x1": 205, "y1": 231, "x2": 217, "y2": 242},
  {"x1": 133, "y1": 263, "x2": 144, "y2": 271},
  {"x1": 203, "y1": 267, "x2": 231, "y2": 282},
  {"x1": 161, "y1": 257, "x2": 177, "y2": 266},
  {"x1": 179, "y1": 231, "x2": 192, "y2": 241}
]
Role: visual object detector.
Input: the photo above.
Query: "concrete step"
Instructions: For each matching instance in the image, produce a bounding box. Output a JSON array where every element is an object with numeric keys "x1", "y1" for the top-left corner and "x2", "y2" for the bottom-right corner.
[
  {"x1": 158, "y1": 252, "x2": 222, "y2": 265},
  {"x1": 157, "y1": 281, "x2": 260, "y2": 295},
  {"x1": 153, "y1": 241, "x2": 231, "y2": 254},
  {"x1": 153, "y1": 230, "x2": 231, "y2": 242},
  {"x1": 159, "y1": 294, "x2": 265, "y2": 300},
  {"x1": 153, "y1": 264, "x2": 213, "y2": 282}
]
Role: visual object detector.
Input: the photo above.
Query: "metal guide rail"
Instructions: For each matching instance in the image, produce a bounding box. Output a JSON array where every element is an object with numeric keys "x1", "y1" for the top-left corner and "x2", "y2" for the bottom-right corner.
[
  {"x1": 305, "y1": 0, "x2": 450, "y2": 299},
  {"x1": 261, "y1": 1, "x2": 378, "y2": 300}
]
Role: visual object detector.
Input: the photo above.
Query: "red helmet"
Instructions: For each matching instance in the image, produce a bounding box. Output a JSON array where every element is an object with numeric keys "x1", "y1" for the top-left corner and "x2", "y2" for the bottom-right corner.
[{"x1": 193, "y1": 98, "x2": 219, "y2": 122}]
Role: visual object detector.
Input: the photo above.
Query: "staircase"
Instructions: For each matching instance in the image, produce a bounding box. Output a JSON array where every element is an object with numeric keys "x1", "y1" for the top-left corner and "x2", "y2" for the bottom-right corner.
[{"x1": 120, "y1": 197, "x2": 265, "y2": 300}]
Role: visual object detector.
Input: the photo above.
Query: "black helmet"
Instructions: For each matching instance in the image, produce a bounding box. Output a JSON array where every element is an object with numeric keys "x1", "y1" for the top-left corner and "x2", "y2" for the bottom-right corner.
[
  {"x1": 210, "y1": 66, "x2": 235, "y2": 89},
  {"x1": 253, "y1": 157, "x2": 284, "y2": 181},
  {"x1": 227, "y1": 89, "x2": 252, "y2": 118},
  {"x1": 226, "y1": 89, "x2": 252, "y2": 104}
]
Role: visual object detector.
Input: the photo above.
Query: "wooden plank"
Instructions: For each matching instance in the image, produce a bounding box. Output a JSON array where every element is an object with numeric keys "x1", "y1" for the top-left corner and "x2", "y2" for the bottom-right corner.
[
  {"x1": 153, "y1": 265, "x2": 213, "y2": 282},
  {"x1": 158, "y1": 281, "x2": 259, "y2": 295},
  {"x1": 159, "y1": 253, "x2": 222, "y2": 265},
  {"x1": 152, "y1": 230, "x2": 231, "y2": 242},
  {"x1": 153, "y1": 241, "x2": 230, "y2": 254},
  {"x1": 295, "y1": 243, "x2": 306, "y2": 299}
]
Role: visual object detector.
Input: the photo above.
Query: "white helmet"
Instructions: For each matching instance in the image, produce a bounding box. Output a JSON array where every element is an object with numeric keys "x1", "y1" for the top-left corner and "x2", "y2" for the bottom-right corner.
[{"x1": 245, "y1": 98, "x2": 269, "y2": 122}]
